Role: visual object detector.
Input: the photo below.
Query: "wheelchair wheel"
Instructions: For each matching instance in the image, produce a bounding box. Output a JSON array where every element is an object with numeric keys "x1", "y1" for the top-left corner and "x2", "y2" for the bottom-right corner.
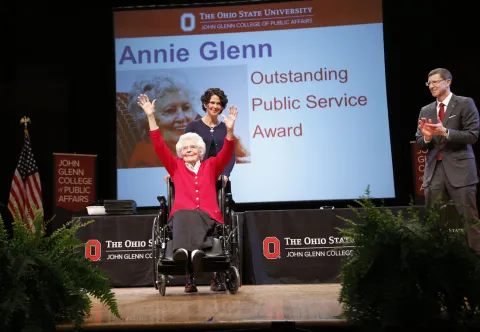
[
  {"x1": 225, "y1": 266, "x2": 240, "y2": 295},
  {"x1": 231, "y1": 247, "x2": 240, "y2": 269},
  {"x1": 158, "y1": 274, "x2": 166, "y2": 296},
  {"x1": 152, "y1": 217, "x2": 160, "y2": 290}
]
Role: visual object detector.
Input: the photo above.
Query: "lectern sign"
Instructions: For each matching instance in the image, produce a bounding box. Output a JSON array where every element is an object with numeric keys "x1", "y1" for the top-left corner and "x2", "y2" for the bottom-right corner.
[
  {"x1": 54, "y1": 153, "x2": 97, "y2": 211},
  {"x1": 410, "y1": 141, "x2": 427, "y2": 205},
  {"x1": 411, "y1": 144, "x2": 427, "y2": 196}
]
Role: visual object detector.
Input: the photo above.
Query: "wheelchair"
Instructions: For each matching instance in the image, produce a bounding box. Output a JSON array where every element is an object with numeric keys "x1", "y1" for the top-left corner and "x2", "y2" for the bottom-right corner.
[{"x1": 151, "y1": 178, "x2": 241, "y2": 296}]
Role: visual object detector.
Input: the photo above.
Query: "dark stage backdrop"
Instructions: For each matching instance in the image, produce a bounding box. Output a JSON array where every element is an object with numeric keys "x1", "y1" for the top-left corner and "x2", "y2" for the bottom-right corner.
[{"x1": 1, "y1": 0, "x2": 478, "y2": 232}]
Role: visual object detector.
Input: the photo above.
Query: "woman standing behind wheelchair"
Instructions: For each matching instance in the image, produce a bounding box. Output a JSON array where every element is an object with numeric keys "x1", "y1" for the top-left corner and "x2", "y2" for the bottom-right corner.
[
  {"x1": 188, "y1": 88, "x2": 235, "y2": 185},
  {"x1": 137, "y1": 93, "x2": 238, "y2": 293},
  {"x1": 184, "y1": 88, "x2": 235, "y2": 292}
]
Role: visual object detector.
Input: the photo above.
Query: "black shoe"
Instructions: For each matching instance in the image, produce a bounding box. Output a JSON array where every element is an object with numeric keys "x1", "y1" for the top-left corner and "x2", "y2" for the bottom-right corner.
[
  {"x1": 185, "y1": 273, "x2": 198, "y2": 293},
  {"x1": 173, "y1": 248, "x2": 188, "y2": 261},
  {"x1": 210, "y1": 272, "x2": 226, "y2": 291},
  {"x1": 191, "y1": 249, "x2": 205, "y2": 272},
  {"x1": 184, "y1": 282, "x2": 198, "y2": 293}
]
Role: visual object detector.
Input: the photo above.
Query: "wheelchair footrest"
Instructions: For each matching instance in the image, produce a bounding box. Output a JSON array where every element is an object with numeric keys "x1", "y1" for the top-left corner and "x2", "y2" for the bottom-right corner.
[
  {"x1": 200, "y1": 261, "x2": 231, "y2": 272},
  {"x1": 203, "y1": 253, "x2": 228, "y2": 260},
  {"x1": 158, "y1": 261, "x2": 186, "y2": 275}
]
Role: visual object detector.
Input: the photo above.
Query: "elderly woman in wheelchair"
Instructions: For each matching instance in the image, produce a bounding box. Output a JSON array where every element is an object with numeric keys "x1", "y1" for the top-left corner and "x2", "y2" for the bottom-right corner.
[{"x1": 137, "y1": 93, "x2": 240, "y2": 294}]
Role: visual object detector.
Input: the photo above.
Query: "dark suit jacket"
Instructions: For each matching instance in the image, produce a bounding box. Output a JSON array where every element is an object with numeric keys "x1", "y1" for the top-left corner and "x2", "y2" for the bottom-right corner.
[
  {"x1": 185, "y1": 119, "x2": 235, "y2": 177},
  {"x1": 415, "y1": 94, "x2": 479, "y2": 188}
]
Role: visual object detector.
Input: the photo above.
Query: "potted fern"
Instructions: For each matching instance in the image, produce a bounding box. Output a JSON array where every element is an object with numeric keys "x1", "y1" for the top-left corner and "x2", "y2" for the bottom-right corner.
[
  {"x1": 0, "y1": 209, "x2": 121, "y2": 331},
  {"x1": 337, "y1": 188, "x2": 480, "y2": 330}
]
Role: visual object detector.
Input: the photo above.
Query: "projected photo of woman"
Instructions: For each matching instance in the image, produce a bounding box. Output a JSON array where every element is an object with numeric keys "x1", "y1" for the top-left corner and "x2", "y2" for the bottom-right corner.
[{"x1": 124, "y1": 74, "x2": 200, "y2": 168}]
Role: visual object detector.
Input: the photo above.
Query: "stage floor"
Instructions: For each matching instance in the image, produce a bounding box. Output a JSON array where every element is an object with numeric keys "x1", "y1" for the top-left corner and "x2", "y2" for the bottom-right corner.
[{"x1": 60, "y1": 284, "x2": 345, "y2": 330}]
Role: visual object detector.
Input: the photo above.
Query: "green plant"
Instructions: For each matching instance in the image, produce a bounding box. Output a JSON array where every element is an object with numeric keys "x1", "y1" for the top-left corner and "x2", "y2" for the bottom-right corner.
[
  {"x1": 337, "y1": 187, "x2": 480, "y2": 330},
  {"x1": 0, "y1": 209, "x2": 121, "y2": 331}
]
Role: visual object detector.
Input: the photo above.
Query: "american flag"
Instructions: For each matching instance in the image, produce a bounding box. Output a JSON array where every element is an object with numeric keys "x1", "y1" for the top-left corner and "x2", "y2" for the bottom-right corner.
[{"x1": 8, "y1": 129, "x2": 43, "y2": 232}]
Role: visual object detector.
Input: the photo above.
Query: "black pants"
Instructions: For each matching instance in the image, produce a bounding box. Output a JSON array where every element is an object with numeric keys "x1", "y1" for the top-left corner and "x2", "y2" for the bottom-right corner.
[{"x1": 425, "y1": 161, "x2": 480, "y2": 253}]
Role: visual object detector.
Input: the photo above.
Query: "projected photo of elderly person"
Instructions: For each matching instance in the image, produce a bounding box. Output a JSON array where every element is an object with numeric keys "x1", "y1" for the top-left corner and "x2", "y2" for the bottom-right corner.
[
  {"x1": 127, "y1": 75, "x2": 201, "y2": 168},
  {"x1": 136, "y1": 93, "x2": 238, "y2": 293}
]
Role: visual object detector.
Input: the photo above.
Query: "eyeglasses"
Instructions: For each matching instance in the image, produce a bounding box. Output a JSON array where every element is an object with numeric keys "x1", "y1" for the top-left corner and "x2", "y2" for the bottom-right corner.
[
  {"x1": 425, "y1": 79, "x2": 445, "y2": 87},
  {"x1": 182, "y1": 144, "x2": 198, "y2": 151}
]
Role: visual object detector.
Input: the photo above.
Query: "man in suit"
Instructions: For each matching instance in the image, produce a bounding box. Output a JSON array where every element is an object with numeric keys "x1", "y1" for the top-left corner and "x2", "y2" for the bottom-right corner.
[{"x1": 416, "y1": 68, "x2": 480, "y2": 254}]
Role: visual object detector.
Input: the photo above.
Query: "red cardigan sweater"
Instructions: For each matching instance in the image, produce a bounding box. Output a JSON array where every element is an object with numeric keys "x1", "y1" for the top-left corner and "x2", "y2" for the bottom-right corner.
[{"x1": 150, "y1": 128, "x2": 234, "y2": 223}]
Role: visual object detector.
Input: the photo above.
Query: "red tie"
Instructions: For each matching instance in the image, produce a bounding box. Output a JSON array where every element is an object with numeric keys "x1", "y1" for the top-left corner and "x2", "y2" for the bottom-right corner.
[
  {"x1": 439, "y1": 102, "x2": 445, "y2": 121},
  {"x1": 437, "y1": 103, "x2": 445, "y2": 160}
]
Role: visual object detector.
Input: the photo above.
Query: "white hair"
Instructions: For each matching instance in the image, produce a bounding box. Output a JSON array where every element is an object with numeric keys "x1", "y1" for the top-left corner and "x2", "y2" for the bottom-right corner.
[{"x1": 176, "y1": 132, "x2": 206, "y2": 159}]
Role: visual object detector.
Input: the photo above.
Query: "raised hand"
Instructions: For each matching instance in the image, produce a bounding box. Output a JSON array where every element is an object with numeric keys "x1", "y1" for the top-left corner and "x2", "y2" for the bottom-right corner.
[
  {"x1": 137, "y1": 94, "x2": 156, "y2": 117},
  {"x1": 222, "y1": 105, "x2": 238, "y2": 131}
]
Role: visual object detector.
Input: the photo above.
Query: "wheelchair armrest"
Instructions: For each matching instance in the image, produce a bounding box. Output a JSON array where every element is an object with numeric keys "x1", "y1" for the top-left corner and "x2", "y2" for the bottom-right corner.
[
  {"x1": 167, "y1": 178, "x2": 175, "y2": 213},
  {"x1": 216, "y1": 178, "x2": 232, "y2": 190},
  {"x1": 156, "y1": 196, "x2": 166, "y2": 205},
  {"x1": 225, "y1": 193, "x2": 235, "y2": 210}
]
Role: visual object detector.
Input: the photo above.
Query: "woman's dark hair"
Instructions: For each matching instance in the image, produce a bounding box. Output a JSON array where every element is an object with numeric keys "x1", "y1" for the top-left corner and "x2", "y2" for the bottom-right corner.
[{"x1": 200, "y1": 88, "x2": 228, "y2": 113}]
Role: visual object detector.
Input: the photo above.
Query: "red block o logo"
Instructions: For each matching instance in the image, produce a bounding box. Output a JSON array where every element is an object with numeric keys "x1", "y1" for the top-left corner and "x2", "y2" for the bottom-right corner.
[
  {"x1": 85, "y1": 239, "x2": 101, "y2": 261},
  {"x1": 263, "y1": 237, "x2": 280, "y2": 259}
]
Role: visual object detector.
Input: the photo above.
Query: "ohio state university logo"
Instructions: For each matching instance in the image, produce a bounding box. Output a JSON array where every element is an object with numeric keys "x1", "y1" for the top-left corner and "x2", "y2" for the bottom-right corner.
[
  {"x1": 85, "y1": 239, "x2": 101, "y2": 261},
  {"x1": 263, "y1": 237, "x2": 280, "y2": 259}
]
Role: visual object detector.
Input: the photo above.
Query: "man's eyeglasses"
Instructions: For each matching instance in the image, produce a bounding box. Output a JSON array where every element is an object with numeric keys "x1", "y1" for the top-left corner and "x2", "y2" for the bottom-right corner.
[
  {"x1": 425, "y1": 80, "x2": 445, "y2": 87},
  {"x1": 182, "y1": 145, "x2": 198, "y2": 151}
]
